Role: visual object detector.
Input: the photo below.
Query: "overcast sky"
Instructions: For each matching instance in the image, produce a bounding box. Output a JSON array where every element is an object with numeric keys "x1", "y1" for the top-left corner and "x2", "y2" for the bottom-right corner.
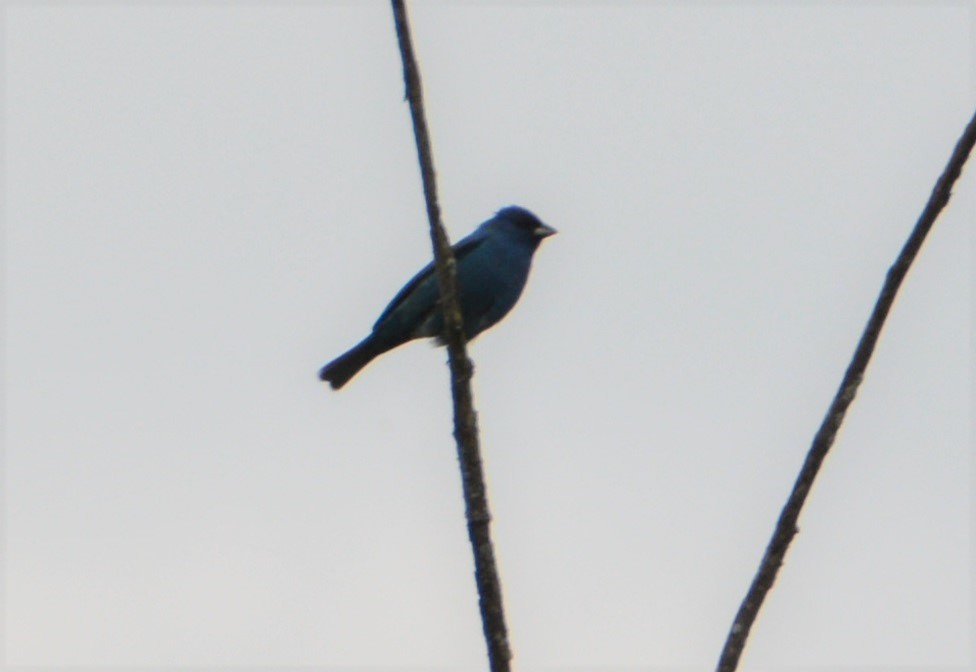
[{"x1": 3, "y1": 2, "x2": 973, "y2": 671}]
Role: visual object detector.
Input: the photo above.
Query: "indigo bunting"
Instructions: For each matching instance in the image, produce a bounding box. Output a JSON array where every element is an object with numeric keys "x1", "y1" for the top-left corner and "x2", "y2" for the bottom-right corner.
[{"x1": 320, "y1": 206, "x2": 556, "y2": 389}]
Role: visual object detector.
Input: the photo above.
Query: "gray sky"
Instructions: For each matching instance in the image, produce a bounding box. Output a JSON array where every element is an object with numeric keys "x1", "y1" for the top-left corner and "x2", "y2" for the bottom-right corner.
[{"x1": 3, "y1": 2, "x2": 972, "y2": 670}]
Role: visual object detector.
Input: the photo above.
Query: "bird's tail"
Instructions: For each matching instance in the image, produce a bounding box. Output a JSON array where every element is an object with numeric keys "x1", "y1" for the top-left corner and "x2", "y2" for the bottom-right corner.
[{"x1": 319, "y1": 337, "x2": 382, "y2": 390}]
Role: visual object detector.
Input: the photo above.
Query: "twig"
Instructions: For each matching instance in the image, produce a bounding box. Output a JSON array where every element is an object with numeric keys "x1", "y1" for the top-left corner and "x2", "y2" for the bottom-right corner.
[
  {"x1": 716, "y1": 107, "x2": 976, "y2": 672},
  {"x1": 389, "y1": 3, "x2": 512, "y2": 671}
]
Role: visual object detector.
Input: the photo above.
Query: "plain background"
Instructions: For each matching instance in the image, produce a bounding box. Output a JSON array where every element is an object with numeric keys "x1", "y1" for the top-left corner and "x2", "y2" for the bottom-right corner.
[{"x1": 3, "y1": 2, "x2": 973, "y2": 670}]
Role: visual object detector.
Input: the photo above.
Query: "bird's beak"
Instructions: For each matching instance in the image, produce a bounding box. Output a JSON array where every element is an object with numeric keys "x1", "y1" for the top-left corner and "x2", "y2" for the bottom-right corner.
[{"x1": 534, "y1": 223, "x2": 557, "y2": 239}]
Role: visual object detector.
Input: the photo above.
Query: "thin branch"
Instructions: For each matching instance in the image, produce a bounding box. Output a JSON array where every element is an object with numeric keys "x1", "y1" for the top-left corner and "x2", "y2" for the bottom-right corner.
[
  {"x1": 390, "y1": 3, "x2": 512, "y2": 671},
  {"x1": 716, "y1": 108, "x2": 976, "y2": 672}
]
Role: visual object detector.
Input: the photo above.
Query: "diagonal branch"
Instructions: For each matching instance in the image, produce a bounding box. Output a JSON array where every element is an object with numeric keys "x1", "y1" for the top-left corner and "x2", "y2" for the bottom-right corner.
[
  {"x1": 390, "y1": 3, "x2": 512, "y2": 671},
  {"x1": 716, "y1": 107, "x2": 976, "y2": 672}
]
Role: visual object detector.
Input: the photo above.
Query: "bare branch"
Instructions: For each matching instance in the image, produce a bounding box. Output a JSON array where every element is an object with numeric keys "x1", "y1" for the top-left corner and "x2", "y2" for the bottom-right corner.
[
  {"x1": 390, "y1": 3, "x2": 512, "y2": 671},
  {"x1": 716, "y1": 108, "x2": 976, "y2": 672}
]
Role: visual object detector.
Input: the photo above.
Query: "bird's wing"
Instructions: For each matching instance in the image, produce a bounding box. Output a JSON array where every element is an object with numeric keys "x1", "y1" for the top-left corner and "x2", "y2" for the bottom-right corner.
[{"x1": 372, "y1": 231, "x2": 489, "y2": 330}]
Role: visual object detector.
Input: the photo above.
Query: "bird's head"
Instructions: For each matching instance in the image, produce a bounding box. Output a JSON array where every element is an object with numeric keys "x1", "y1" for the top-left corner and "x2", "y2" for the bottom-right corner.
[{"x1": 491, "y1": 206, "x2": 557, "y2": 248}]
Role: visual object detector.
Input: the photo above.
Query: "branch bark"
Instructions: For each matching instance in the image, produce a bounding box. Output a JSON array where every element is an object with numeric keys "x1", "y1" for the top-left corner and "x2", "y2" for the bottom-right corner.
[
  {"x1": 390, "y1": 3, "x2": 512, "y2": 671},
  {"x1": 716, "y1": 108, "x2": 976, "y2": 672}
]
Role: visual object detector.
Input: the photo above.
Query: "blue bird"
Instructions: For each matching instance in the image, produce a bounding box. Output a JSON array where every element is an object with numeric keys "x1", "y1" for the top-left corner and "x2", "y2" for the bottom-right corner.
[{"x1": 320, "y1": 206, "x2": 556, "y2": 389}]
